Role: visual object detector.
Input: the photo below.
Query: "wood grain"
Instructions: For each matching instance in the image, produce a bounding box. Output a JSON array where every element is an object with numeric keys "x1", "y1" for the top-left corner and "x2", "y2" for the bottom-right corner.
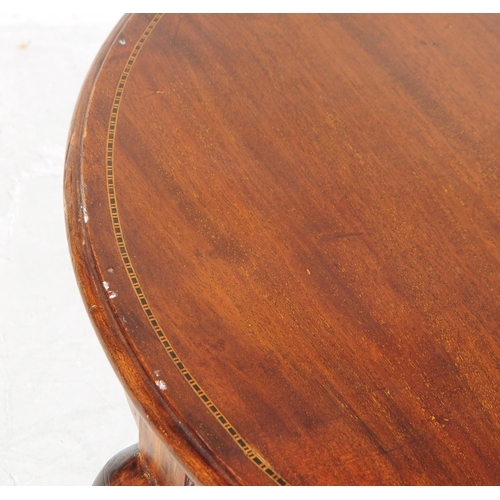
[
  {"x1": 65, "y1": 14, "x2": 500, "y2": 485},
  {"x1": 93, "y1": 444, "x2": 156, "y2": 486}
]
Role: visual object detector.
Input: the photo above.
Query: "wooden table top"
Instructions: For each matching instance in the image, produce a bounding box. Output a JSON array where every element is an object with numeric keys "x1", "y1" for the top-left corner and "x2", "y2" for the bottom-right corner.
[{"x1": 65, "y1": 14, "x2": 500, "y2": 485}]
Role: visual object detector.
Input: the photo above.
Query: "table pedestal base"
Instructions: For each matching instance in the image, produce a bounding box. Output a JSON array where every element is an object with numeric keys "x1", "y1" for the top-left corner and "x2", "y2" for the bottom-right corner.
[
  {"x1": 93, "y1": 444, "x2": 156, "y2": 486},
  {"x1": 93, "y1": 411, "x2": 196, "y2": 486}
]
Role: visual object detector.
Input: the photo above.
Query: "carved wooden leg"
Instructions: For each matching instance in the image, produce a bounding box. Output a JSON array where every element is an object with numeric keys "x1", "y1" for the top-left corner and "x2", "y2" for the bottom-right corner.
[{"x1": 93, "y1": 444, "x2": 156, "y2": 486}]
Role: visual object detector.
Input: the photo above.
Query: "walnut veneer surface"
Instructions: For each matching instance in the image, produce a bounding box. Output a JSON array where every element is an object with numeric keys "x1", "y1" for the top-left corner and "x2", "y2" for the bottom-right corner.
[{"x1": 64, "y1": 14, "x2": 500, "y2": 485}]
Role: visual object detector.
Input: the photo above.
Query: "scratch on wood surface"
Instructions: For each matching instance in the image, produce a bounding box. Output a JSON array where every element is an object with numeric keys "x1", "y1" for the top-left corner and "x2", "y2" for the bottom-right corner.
[{"x1": 332, "y1": 232, "x2": 365, "y2": 239}]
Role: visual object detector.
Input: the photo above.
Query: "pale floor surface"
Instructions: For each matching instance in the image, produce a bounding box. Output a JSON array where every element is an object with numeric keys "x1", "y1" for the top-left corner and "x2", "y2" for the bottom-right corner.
[{"x1": 0, "y1": 14, "x2": 138, "y2": 486}]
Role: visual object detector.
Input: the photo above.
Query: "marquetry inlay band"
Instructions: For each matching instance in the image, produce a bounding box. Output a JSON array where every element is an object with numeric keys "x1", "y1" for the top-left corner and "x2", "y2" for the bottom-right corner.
[{"x1": 105, "y1": 14, "x2": 288, "y2": 486}]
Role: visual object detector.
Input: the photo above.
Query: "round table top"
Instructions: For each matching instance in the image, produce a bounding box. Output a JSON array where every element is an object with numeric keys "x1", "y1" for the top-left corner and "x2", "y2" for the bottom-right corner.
[{"x1": 65, "y1": 14, "x2": 500, "y2": 485}]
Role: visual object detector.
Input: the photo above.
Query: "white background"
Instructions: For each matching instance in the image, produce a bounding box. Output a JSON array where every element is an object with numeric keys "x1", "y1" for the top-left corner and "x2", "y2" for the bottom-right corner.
[{"x1": 0, "y1": 13, "x2": 138, "y2": 486}]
